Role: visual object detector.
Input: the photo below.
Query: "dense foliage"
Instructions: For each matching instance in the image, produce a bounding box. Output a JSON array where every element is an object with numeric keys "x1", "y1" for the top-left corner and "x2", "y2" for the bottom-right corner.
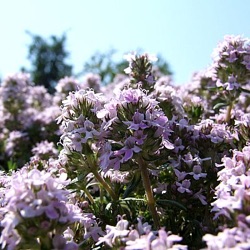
[
  {"x1": 1, "y1": 35, "x2": 250, "y2": 249},
  {"x1": 22, "y1": 32, "x2": 73, "y2": 94}
]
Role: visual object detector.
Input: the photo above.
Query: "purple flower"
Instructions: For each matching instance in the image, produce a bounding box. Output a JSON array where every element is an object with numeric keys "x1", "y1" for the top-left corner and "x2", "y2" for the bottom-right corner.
[
  {"x1": 109, "y1": 153, "x2": 123, "y2": 171},
  {"x1": 189, "y1": 165, "x2": 207, "y2": 180},
  {"x1": 151, "y1": 229, "x2": 183, "y2": 249},
  {"x1": 242, "y1": 54, "x2": 250, "y2": 70},
  {"x1": 124, "y1": 111, "x2": 149, "y2": 130},
  {"x1": 174, "y1": 169, "x2": 188, "y2": 181},
  {"x1": 176, "y1": 179, "x2": 192, "y2": 194},
  {"x1": 193, "y1": 189, "x2": 207, "y2": 205},
  {"x1": 134, "y1": 130, "x2": 147, "y2": 145},
  {"x1": 119, "y1": 136, "x2": 141, "y2": 163},
  {"x1": 99, "y1": 142, "x2": 112, "y2": 170},
  {"x1": 96, "y1": 218, "x2": 130, "y2": 247},
  {"x1": 104, "y1": 170, "x2": 129, "y2": 183}
]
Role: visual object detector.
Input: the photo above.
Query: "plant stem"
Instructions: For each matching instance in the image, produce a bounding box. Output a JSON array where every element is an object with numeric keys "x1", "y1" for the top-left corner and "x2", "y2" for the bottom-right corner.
[
  {"x1": 92, "y1": 169, "x2": 118, "y2": 201},
  {"x1": 225, "y1": 103, "x2": 233, "y2": 124},
  {"x1": 138, "y1": 157, "x2": 160, "y2": 229},
  {"x1": 39, "y1": 235, "x2": 51, "y2": 250},
  {"x1": 83, "y1": 186, "x2": 95, "y2": 204},
  {"x1": 84, "y1": 146, "x2": 118, "y2": 201}
]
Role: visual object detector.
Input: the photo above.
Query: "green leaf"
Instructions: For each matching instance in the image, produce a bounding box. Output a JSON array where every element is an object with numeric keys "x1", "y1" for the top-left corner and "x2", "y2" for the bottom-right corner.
[
  {"x1": 157, "y1": 199, "x2": 187, "y2": 211},
  {"x1": 205, "y1": 86, "x2": 220, "y2": 91},
  {"x1": 122, "y1": 197, "x2": 146, "y2": 202},
  {"x1": 122, "y1": 172, "x2": 141, "y2": 199},
  {"x1": 7, "y1": 160, "x2": 17, "y2": 171},
  {"x1": 240, "y1": 87, "x2": 250, "y2": 94},
  {"x1": 213, "y1": 102, "x2": 228, "y2": 110}
]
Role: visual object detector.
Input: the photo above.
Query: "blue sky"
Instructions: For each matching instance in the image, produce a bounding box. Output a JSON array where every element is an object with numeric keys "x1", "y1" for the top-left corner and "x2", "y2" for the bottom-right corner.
[{"x1": 1, "y1": 0, "x2": 250, "y2": 84}]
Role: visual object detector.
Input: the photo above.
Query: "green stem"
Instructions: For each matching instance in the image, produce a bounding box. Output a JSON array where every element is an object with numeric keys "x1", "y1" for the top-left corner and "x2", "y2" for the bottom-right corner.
[
  {"x1": 84, "y1": 145, "x2": 117, "y2": 201},
  {"x1": 225, "y1": 103, "x2": 233, "y2": 124},
  {"x1": 138, "y1": 157, "x2": 160, "y2": 229},
  {"x1": 92, "y1": 169, "x2": 118, "y2": 201},
  {"x1": 39, "y1": 235, "x2": 51, "y2": 250},
  {"x1": 83, "y1": 186, "x2": 95, "y2": 204}
]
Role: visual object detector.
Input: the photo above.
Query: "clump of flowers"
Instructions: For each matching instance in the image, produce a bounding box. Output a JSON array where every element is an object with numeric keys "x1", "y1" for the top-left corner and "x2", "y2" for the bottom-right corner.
[
  {"x1": 97, "y1": 216, "x2": 187, "y2": 249},
  {"x1": 0, "y1": 73, "x2": 62, "y2": 170},
  {"x1": 31, "y1": 140, "x2": 59, "y2": 160},
  {"x1": 203, "y1": 145, "x2": 250, "y2": 249},
  {"x1": 210, "y1": 35, "x2": 250, "y2": 123},
  {"x1": 54, "y1": 76, "x2": 81, "y2": 105},
  {"x1": 124, "y1": 52, "x2": 158, "y2": 92},
  {"x1": 152, "y1": 76, "x2": 185, "y2": 119},
  {"x1": 0, "y1": 162, "x2": 102, "y2": 250},
  {"x1": 2, "y1": 36, "x2": 250, "y2": 249},
  {"x1": 82, "y1": 73, "x2": 102, "y2": 93}
]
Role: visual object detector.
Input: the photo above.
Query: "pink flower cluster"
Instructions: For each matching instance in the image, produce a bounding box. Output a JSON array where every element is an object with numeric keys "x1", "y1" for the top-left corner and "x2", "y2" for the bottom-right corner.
[
  {"x1": 0, "y1": 164, "x2": 101, "y2": 249},
  {"x1": 203, "y1": 145, "x2": 250, "y2": 248},
  {"x1": 97, "y1": 217, "x2": 187, "y2": 249},
  {"x1": 2, "y1": 35, "x2": 250, "y2": 249}
]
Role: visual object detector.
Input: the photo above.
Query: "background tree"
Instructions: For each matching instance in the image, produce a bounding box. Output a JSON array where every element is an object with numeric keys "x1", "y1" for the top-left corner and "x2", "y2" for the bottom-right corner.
[
  {"x1": 23, "y1": 32, "x2": 72, "y2": 93},
  {"x1": 81, "y1": 49, "x2": 172, "y2": 85},
  {"x1": 22, "y1": 32, "x2": 172, "y2": 92}
]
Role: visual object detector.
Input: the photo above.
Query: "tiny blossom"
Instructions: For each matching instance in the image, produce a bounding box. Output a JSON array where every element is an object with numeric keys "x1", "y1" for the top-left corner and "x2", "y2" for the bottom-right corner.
[
  {"x1": 235, "y1": 113, "x2": 250, "y2": 127},
  {"x1": 65, "y1": 132, "x2": 83, "y2": 152},
  {"x1": 60, "y1": 89, "x2": 104, "y2": 117},
  {"x1": 133, "y1": 130, "x2": 147, "y2": 145},
  {"x1": 136, "y1": 217, "x2": 152, "y2": 235},
  {"x1": 153, "y1": 83, "x2": 185, "y2": 117},
  {"x1": 123, "y1": 52, "x2": 158, "y2": 76},
  {"x1": 242, "y1": 54, "x2": 250, "y2": 70},
  {"x1": 119, "y1": 136, "x2": 142, "y2": 163},
  {"x1": 81, "y1": 213, "x2": 104, "y2": 242},
  {"x1": 211, "y1": 34, "x2": 250, "y2": 95},
  {"x1": 123, "y1": 111, "x2": 149, "y2": 130},
  {"x1": 52, "y1": 234, "x2": 79, "y2": 250},
  {"x1": 216, "y1": 75, "x2": 240, "y2": 91},
  {"x1": 74, "y1": 119, "x2": 100, "y2": 143},
  {"x1": 174, "y1": 169, "x2": 188, "y2": 181},
  {"x1": 1, "y1": 73, "x2": 32, "y2": 108},
  {"x1": 176, "y1": 179, "x2": 192, "y2": 194},
  {"x1": 193, "y1": 189, "x2": 207, "y2": 205},
  {"x1": 189, "y1": 165, "x2": 207, "y2": 180},
  {"x1": 153, "y1": 183, "x2": 168, "y2": 194},
  {"x1": 96, "y1": 217, "x2": 130, "y2": 247},
  {"x1": 172, "y1": 137, "x2": 185, "y2": 153},
  {"x1": 99, "y1": 142, "x2": 112, "y2": 170},
  {"x1": 27, "y1": 85, "x2": 52, "y2": 109},
  {"x1": 182, "y1": 152, "x2": 195, "y2": 167}
]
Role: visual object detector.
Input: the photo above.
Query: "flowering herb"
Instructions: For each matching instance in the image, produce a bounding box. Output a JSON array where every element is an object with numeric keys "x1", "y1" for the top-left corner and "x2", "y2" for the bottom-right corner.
[{"x1": 1, "y1": 37, "x2": 250, "y2": 249}]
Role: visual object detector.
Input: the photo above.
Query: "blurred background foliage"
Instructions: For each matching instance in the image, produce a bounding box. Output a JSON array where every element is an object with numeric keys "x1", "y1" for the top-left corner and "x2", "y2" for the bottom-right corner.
[{"x1": 20, "y1": 32, "x2": 172, "y2": 93}]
